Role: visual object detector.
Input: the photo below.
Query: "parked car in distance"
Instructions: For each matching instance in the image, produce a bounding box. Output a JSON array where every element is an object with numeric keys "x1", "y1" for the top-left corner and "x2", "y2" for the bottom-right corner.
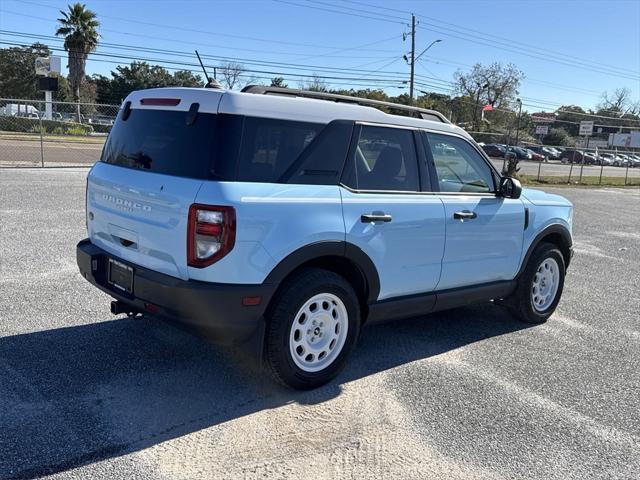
[
  {"x1": 525, "y1": 149, "x2": 545, "y2": 162},
  {"x1": 61, "y1": 112, "x2": 86, "y2": 123},
  {"x1": 611, "y1": 155, "x2": 628, "y2": 167},
  {"x1": 76, "y1": 86, "x2": 574, "y2": 390},
  {"x1": 617, "y1": 154, "x2": 638, "y2": 167},
  {"x1": 528, "y1": 146, "x2": 562, "y2": 161},
  {"x1": 482, "y1": 144, "x2": 507, "y2": 157},
  {"x1": 628, "y1": 154, "x2": 640, "y2": 167},
  {"x1": 586, "y1": 151, "x2": 609, "y2": 165},
  {"x1": 560, "y1": 149, "x2": 596, "y2": 164},
  {"x1": 599, "y1": 153, "x2": 615, "y2": 166},
  {"x1": 508, "y1": 146, "x2": 532, "y2": 160}
]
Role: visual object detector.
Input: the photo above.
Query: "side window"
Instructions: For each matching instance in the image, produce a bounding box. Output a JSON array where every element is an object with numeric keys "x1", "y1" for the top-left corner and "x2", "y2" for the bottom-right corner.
[
  {"x1": 236, "y1": 117, "x2": 322, "y2": 183},
  {"x1": 425, "y1": 133, "x2": 495, "y2": 193},
  {"x1": 282, "y1": 121, "x2": 353, "y2": 185},
  {"x1": 342, "y1": 125, "x2": 419, "y2": 192}
]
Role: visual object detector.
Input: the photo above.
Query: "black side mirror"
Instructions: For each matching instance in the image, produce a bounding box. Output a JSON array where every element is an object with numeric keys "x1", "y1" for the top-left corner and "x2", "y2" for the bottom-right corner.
[{"x1": 499, "y1": 177, "x2": 522, "y2": 199}]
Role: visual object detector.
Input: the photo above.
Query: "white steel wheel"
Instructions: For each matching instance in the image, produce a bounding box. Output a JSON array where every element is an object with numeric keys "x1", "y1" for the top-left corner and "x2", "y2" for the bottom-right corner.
[
  {"x1": 531, "y1": 257, "x2": 560, "y2": 312},
  {"x1": 288, "y1": 293, "x2": 349, "y2": 373}
]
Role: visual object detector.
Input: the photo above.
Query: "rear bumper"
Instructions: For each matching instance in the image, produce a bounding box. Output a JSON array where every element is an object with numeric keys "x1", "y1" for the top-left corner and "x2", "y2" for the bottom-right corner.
[{"x1": 76, "y1": 239, "x2": 275, "y2": 346}]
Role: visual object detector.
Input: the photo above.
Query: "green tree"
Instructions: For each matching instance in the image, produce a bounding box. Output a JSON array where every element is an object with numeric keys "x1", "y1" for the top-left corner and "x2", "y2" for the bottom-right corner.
[
  {"x1": 270, "y1": 77, "x2": 288, "y2": 88},
  {"x1": 543, "y1": 127, "x2": 572, "y2": 147},
  {"x1": 453, "y1": 62, "x2": 524, "y2": 130},
  {"x1": 93, "y1": 62, "x2": 203, "y2": 104},
  {"x1": 0, "y1": 43, "x2": 51, "y2": 99},
  {"x1": 56, "y1": 75, "x2": 98, "y2": 115},
  {"x1": 56, "y1": 3, "x2": 100, "y2": 120},
  {"x1": 554, "y1": 105, "x2": 586, "y2": 136}
]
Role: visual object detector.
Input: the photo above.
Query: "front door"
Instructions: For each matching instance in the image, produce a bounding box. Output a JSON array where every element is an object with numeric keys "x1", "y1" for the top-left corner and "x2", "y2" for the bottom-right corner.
[{"x1": 423, "y1": 132, "x2": 525, "y2": 290}]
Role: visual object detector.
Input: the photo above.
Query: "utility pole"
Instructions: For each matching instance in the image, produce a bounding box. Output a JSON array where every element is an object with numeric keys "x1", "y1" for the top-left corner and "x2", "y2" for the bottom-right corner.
[
  {"x1": 515, "y1": 98, "x2": 523, "y2": 146},
  {"x1": 409, "y1": 14, "x2": 416, "y2": 104}
]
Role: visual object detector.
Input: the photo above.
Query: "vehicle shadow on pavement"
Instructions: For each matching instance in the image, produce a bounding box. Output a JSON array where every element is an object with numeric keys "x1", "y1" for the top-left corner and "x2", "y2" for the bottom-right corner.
[{"x1": 0, "y1": 304, "x2": 529, "y2": 479}]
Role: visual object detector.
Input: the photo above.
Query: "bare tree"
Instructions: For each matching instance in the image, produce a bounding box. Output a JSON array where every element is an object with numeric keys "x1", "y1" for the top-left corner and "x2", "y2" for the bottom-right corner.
[
  {"x1": 301, "y1": 73, "x2": 327, "y2": 92},
  {"x1": 219, "y1": 62, "x2": 245, "y2": 90},
  {"x1": 598, "y1": 87, "x2": 640, "y2": 116}
]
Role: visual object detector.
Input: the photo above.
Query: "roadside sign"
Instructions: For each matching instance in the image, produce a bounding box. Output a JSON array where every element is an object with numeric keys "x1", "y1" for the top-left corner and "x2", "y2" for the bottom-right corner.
[
  {"x1": 35, "y1": 56, "x2": 61, "y2": 76},
  {"x1": 579, "y1": 121, "x2": 594, "y2": 136},
  {"x1": 535, "y1": 125, "x2": 549, "y2": 135}
]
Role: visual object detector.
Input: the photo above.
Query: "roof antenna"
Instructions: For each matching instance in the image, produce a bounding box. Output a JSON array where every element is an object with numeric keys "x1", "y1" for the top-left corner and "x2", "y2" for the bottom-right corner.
[{"x1": 195, "y1": 50, "x2": 222, "y2": 89}]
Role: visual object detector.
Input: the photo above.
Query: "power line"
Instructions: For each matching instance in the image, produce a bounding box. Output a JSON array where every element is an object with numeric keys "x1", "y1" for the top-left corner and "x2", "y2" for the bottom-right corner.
[
  {"x1": 340, "y1": 0, "x2": 640, "y2": 77},
  {"x1": 271, "y1": 0, "x2": 405, "y2": 25},
  {"x1": 0, "y1": 7, "x2": 616, "y2": 97},
  {"x1": 283, "y1": 0, "x2": 639, "y2": 80},
  {"x1": 0, "y1": 31, "x2": 416, "y2": 80},
  {"x1": 7, "y1": 1, "x2": 401, "y2": 54},
  {"x1": 418, "y1": 55, "x2": 604, "y2": 97},
  {"x1": 0, "y1": 40, "x2": 414, "y2": 87}
]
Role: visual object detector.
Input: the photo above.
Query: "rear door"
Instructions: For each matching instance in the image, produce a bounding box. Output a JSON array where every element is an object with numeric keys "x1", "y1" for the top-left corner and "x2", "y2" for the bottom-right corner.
[
  {"x1": 340, "y1": 124, "x2": 446, "y2": 301},
  {"x1": 423, "y1": 132, "x2": 525, "y2": 290},
  {"x1": 87, "y1": 96, "x2": 222, "y2": 280}
]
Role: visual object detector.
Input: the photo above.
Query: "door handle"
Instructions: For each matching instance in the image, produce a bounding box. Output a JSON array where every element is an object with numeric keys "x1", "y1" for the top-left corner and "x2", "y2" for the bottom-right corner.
[
  {"x1": 453, "y1": 210, "x2": 477, "y2": 220},
  {"x1": 361, "y1": 213, "x2": 392, "y2": 223}
]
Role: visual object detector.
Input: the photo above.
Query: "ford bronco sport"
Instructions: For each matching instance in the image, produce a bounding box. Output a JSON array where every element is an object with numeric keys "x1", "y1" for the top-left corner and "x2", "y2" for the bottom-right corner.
[{"x1": 77, "y1": 86, "x2": 573, "y2": 389}]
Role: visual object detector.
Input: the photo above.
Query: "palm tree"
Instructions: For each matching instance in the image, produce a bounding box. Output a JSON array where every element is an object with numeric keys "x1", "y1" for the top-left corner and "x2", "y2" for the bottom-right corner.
[{"x1": 55, "y1": 3, "x2": 99, "y2": 122}]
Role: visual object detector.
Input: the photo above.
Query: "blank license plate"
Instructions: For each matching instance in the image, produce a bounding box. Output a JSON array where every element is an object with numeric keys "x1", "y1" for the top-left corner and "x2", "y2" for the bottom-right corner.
[{"x1": 108, "y1": 258, "x2": 134, "y2": 293}]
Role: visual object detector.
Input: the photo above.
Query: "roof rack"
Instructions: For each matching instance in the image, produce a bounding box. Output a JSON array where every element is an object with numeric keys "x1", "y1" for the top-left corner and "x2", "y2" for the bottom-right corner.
[{"x1": 240, "y1": 85, "x2": 450, "y2": 124}]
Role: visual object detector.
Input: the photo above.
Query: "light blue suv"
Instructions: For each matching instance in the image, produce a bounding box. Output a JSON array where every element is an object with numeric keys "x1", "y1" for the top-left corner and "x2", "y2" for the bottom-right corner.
[{"x1": 77, "y1": 86, "x2": 574, "y2": 389}]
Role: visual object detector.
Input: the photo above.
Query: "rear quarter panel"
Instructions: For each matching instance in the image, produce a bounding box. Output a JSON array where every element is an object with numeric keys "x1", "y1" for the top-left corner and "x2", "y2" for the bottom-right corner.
[{"x1": 190, "y1": 182, "x2": 345, "y2": 284}]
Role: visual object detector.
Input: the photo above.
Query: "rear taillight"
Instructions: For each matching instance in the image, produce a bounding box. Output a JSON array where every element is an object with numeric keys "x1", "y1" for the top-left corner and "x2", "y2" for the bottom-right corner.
[{"x1": 187, "y1": 204, "x2": 236, "y2": 268}]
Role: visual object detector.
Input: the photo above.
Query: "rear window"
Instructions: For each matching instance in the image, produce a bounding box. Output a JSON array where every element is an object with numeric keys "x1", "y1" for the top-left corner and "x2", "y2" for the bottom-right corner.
[{"x1": 101, "y1": 108, "x2": 217, "y2": 179}]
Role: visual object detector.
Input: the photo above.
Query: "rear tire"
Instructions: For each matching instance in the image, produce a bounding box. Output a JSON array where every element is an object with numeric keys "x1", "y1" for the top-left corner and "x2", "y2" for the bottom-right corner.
[
  {"x1": 508, "y1": 242, "x2": 565, "y2": 324},
  {"x1": 264, "y1": 268, "x2": 360, "y2": 390}
]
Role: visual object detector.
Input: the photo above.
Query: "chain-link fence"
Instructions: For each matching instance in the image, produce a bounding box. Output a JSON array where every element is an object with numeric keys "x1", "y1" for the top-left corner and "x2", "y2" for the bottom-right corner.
[
  {"x1": 0, "y1": 98, "x2": 118, "y2": 167},
  {"x1": 1, "y1": 98, "x2": 639, "y2": 186},
  {"x1": 469, "y1": 131, "x2": 640, "y2": 187}
]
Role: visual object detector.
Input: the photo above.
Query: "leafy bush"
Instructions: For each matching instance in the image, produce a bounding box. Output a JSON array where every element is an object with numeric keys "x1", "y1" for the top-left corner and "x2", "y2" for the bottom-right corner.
[
  {"x1": 0, "y1": 115, "x2": 94, "y2": 135},
  {"x1": 543, "y1": 128, "x2": 572, "y2": 147},
  {"x1": 91, "y1": 123, "x2": 112, "y2": 134}
]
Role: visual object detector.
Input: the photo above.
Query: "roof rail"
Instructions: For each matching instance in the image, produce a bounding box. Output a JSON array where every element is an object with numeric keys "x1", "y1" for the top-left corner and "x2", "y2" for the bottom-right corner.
[{"x1": 240, "y1": 85, "x2": 450, "y2": 124}]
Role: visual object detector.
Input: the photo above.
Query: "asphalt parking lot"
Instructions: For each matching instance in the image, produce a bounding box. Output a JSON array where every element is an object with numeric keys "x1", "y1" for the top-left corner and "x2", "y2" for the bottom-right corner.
[{"x1": 0, "y1": 168, "x2": 639, "y2": 480}]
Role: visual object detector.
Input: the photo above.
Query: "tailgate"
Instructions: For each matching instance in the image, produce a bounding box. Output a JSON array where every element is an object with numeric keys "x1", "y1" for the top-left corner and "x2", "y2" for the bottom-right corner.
[{"x1": 87, "y1": 162, "x2": 203, "y2": 280}]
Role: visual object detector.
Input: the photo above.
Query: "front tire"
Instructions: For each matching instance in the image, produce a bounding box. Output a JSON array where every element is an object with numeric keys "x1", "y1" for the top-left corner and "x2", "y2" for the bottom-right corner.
[
  {"x1": 509, "y1": 242, "x2": 565, "y2": 324},
  {"x1": 265, "y1": 268, "x2": 360, "y2": 390}
]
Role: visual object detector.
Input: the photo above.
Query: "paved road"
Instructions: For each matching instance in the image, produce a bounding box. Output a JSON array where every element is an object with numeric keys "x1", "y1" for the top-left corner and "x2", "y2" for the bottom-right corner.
[
  {"x1": 1, "y1": 169, "x2": 639, "y2": 479},
  {"x1": 0, "y1": 138, "x2": 103, "y2": 166},
  {"x1": 1, "y1": 136, "x2": 639, "y2": 180}
]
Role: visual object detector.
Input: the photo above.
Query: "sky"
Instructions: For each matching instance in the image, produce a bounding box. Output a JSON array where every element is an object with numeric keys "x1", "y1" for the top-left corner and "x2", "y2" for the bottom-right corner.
[{"x1": 1, "y1": 0, "x2": 639, "y2": 112}]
